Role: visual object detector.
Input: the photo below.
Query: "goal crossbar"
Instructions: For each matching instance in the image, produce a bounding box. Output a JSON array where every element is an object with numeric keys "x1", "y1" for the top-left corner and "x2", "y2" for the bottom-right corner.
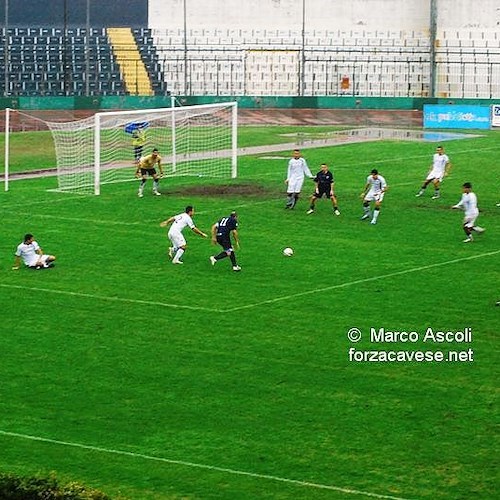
[{"x1": 4, "y1": 102, "x2": 238, "y2": 195}]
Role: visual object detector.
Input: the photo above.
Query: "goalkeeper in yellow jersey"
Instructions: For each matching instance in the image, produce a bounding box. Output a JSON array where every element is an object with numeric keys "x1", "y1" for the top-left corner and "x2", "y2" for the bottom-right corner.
[{"x1": 135, "y1": 148, "x2": 164, "y2": 197}]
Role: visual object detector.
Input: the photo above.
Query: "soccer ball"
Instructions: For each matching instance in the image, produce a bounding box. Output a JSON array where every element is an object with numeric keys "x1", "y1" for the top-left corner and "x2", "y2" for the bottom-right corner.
[{"x1": 283, "y1": 247, "x2": 294, "y2": 257}]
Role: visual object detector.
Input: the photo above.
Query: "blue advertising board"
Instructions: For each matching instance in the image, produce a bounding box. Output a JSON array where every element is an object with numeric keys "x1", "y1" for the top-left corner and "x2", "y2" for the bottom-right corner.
[{"x1": 423, "y1": 105, "x2": 491, "y2": 129}]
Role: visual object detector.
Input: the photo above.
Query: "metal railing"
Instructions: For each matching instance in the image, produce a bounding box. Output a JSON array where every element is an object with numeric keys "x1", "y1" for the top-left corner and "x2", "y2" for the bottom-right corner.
[{"x1": 1, "y1": 31, "x2": 500, "y2": 98}]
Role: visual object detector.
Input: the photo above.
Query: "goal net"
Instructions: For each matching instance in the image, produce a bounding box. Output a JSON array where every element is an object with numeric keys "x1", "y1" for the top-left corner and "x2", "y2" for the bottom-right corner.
[{"x1": 4, "y1": 102, "x2": 238, "y2": 195}]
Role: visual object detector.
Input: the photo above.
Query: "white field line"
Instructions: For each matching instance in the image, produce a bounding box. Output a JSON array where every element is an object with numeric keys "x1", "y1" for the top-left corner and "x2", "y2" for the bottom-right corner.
[
  {"x1": 13, "y1": 212, "x2": 146, "y2": 227},
  {"x1": 2, "y1": 251, "x2": 498, "y2": 313},
  {"x1": 0, "y1": 284, "x2": 220, "y2": 312},
  {"x1": 0, "y1": 430, "x2": 409, "y2": 500},
  {"x1": 226, "y1": 250, "x2": 500, "y2": 312},
  {"x1": 9, "y1": 177, "x2": 439, "y2": 227},
  {"x1": 3, "y1": 143, "x2": 498, "y2": 210}
]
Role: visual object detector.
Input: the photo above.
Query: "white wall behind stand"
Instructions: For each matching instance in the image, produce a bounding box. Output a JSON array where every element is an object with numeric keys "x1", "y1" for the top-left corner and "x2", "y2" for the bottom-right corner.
[
  {"x1": 437, "y1": 0, "x2": 500, "y2": 28},
  {"x1": 148, "y1": 0, "x2": 430, "y2": 32}
]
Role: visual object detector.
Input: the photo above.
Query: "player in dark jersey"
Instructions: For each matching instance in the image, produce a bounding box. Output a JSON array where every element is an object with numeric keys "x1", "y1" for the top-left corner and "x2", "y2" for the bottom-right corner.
[
  {"x1": 209, "y1": 211, "x2": 241, "y2": 271},
  {"x1": 306, "y1": 163, "x2": 341, "y2": 215}
]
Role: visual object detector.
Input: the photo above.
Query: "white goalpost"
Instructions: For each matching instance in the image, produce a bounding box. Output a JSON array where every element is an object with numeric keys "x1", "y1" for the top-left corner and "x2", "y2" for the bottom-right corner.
[{"x1": 4, "y1": 102, "x2": 238, "y2": 195}]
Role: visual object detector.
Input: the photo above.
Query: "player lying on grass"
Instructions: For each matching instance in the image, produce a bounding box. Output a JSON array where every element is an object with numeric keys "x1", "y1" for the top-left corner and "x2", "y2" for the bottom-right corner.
[{"x1": 12, "y1": 233, "x2": 56, "y2": 270}]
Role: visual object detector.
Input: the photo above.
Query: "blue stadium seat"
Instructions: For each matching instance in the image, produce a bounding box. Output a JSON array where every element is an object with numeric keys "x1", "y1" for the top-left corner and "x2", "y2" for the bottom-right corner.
[
  {"x1": 9, "y1": 44, "x2": 22, "y2": 54},
  {"x1": 4, "y1": 25, "x2": 128, "y2": 97},
  {"x1": 9, "y1": 54, "x2": 22, "y2": 64},
  {"x1": 48, "y1": 54, "x2": 62, "y2": 63},
  {"x1": 23, "y1": 63, "x2": 36, "y2": 72}
]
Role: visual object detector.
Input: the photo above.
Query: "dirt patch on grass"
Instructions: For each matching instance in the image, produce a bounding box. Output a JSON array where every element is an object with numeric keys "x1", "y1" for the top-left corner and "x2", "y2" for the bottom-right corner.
[{"x1": 167, "y1": 182, "x2": 276, "y2": 197}]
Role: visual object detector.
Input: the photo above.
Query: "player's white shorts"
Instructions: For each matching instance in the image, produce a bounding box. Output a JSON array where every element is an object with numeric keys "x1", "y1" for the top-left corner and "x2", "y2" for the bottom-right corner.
[
  {"x1": 168, "y1": 229, "x2": 186, "y2": 248},
  {"x1": 287, "y1": 177, "x2": 305, "y2": 193},
  {"x1": 364, "y1": 191, "x2": 385, "y2": 203},
  {"x1": 426, "y1": 169, "x2": 445, "y2": 182},
  {"x1": 25, "y1": 254, "x2": 49, "y2": 267},
  {"x1": 463, "y1": 215, "x2": 478, "y2": 228}
]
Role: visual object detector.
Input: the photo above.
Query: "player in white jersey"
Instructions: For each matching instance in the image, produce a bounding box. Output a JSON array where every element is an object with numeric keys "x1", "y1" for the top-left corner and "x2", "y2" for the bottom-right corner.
[
  {"x1": 416, "y1": 146, "x2": 451, "y2": 199},
  {"x1": 284, "y1": 149, "x2": 314, "y2": 209},
  {"x1": 12, "y1": 233, "x2": 56, "y2": 270},
  {"x1": 452, "y1": 182, "x2": 485, "y2": 243},
  {"x1": 360, "y1": 169, "x2": 388, "y2": 225},
  {"x1": 160, "y1": 205, "x2": 207, "y2": 264}
]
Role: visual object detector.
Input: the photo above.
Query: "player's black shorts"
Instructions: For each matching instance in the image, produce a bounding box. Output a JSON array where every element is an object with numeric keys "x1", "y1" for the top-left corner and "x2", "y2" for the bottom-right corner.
[
  {"x1": 313, "y1": 185, "x2": 333, "y2": 198},
  {"x1": 140, "y1": 168, "x2": 157, "y2": 176},
  {"x1": 216, "y1": 235, "x2": 232, "y2": 251}
]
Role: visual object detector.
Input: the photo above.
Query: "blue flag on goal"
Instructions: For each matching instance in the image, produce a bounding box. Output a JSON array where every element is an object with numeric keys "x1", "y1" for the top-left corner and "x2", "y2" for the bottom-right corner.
[{"x1": 125, "y1": 122, "x2": 150, "y2": 134}]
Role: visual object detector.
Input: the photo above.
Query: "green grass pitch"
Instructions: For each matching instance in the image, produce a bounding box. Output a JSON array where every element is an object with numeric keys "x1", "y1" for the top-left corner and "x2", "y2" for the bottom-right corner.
[{"x1": 0, "y1": 126, "x2": 498, "y2": 499}]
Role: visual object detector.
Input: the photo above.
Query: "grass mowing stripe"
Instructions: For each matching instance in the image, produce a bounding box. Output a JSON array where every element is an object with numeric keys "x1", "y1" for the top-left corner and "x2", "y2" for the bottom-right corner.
[
  {"x1": 0, "y1": 430, "x2": 410, "y2": 500},
  {"x1": 227, "y1": 250, "x2": 500, "y2": 312},
  {"x1": 0, "y1": 283, "x2": 220, "y2": 312},
  {"x1": 3, "y1": 251, "x2": 497, "y2": 314}
]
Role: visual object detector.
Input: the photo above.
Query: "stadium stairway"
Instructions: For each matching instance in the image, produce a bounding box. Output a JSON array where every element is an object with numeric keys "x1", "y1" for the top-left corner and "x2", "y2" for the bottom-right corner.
[{"x1": 107, "y1": 27, "x2": 153, "y2": 96}]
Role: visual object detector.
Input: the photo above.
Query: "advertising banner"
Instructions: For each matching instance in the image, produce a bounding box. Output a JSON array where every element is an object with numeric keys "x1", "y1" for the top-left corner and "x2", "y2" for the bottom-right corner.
[
  {"x1": 423, "y1": 105, "x2": 491, "y2": 129},
  {"x1": 491, "y1": 104, "x2": 500, "y2": 128}
]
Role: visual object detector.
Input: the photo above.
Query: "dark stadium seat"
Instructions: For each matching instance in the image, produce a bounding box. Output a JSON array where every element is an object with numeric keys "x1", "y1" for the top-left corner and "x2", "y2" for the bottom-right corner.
[{"x1": 3, "y1": 26, "x2": 139, "y2": 97}]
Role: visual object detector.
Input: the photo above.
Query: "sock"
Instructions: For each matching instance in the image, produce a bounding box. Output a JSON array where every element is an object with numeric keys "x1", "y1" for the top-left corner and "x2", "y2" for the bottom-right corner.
[
  {"x1": 153, "y1": 180, "x2": 159, "y2": 191},
  {"x1": 229, "y1": 252, "x2": 237, "y2": 266},
  {"x1": 363, "y1": 204, "x2": 371, "y2": 215},
  {"x1": 215, "y1": 251, "x2": 227, "y2": 260},
  {"x1": 434, "y1": 189, "x2": 440, "y2": 196},
  {"x1": 173, "y1": 248, "x2": 184, "y2": 262},
  {"x1": 286, "y1": 194, "x2": 293, "y2": 207},
  {"x1": 372, "y1": 209, "x2": 380, "y2": 222}
]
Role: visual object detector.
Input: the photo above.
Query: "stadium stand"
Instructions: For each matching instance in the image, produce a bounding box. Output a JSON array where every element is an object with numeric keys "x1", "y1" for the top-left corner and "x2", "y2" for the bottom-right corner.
[
  {"x1": 1, "y1": 24, "x2": 499, "y2": 98},
  {"x1": 0, "y1": 26, "x2": 168, "y2": 97}
]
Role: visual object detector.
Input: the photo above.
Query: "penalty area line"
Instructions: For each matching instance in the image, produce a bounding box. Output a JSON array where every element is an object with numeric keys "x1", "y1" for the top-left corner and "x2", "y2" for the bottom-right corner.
[
  {"x1": 0, "y1": 430, "x2": 409, "y2": 500},
  {"x1": 0, "y1": 284, "x2": 219, "y2": 312},
  {"x1": 227, "y1": 250, "x2": 500, "y2": 312}
]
